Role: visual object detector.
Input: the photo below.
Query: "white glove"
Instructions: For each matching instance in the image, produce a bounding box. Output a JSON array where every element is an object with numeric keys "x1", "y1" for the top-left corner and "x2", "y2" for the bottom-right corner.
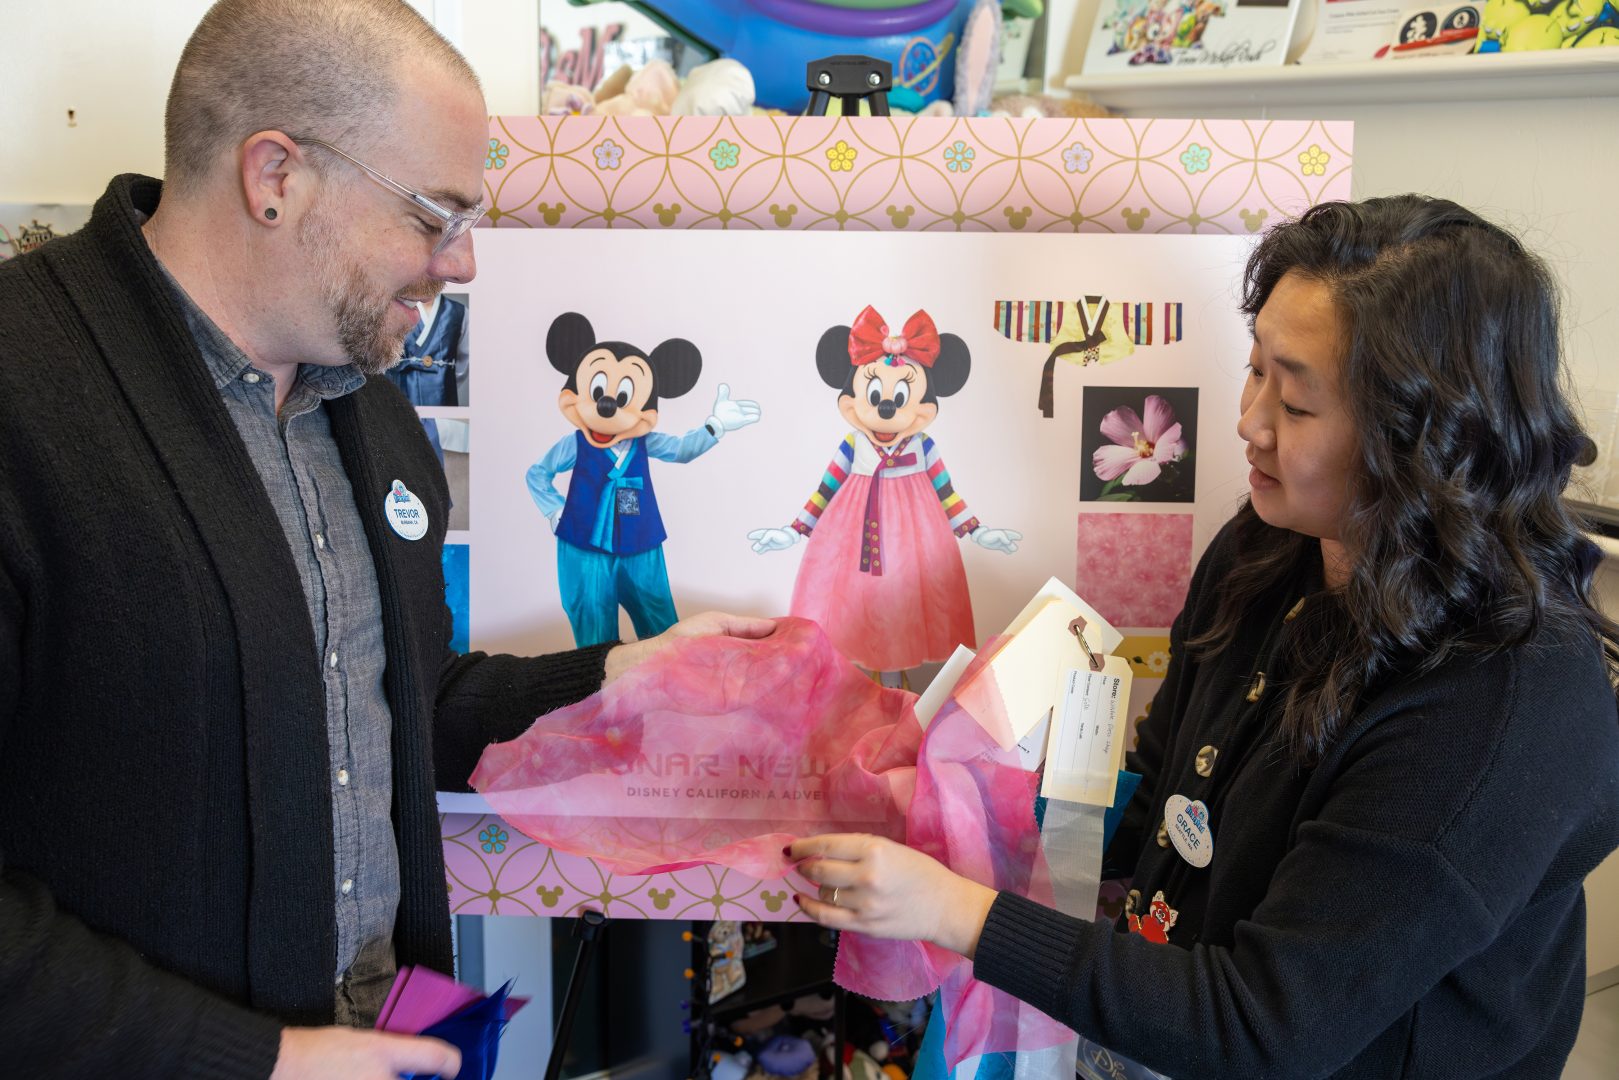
[
  {"x1": 707, "y1": 383, "x2": 762, "y2": 438},
  {"x1": 971, "y1": 526, "x2": 1022, "y2": 555},
  {"x1": 547, "y1": 509, "x2": 563, "y2": 534},
  {"x1": 748, "y1": 526, "x2": 803, "y2": 554}
]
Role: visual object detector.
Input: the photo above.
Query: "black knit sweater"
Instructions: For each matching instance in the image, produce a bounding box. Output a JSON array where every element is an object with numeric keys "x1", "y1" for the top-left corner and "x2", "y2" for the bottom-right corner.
[
  {"x1": 0, "y1": 175, "x2": 612, "y2": 1077},
  {"x1": 974, "y1": 518, "x2": 1619, "y2": 1079}
]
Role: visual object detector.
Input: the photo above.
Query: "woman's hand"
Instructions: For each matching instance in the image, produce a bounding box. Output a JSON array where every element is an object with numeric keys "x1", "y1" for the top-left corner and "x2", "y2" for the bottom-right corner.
[
  {"x1": 787, "y1": 834, "x2": 999, "y2": 958},
  {"x1": 602, "y1": 611, "x2": 776, "y2": 684}
]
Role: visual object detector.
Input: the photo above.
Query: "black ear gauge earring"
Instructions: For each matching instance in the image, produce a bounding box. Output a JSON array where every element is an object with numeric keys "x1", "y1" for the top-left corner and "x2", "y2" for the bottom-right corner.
[{"x1": 264, "y1": 207, "x2": 278, "y2": 220}]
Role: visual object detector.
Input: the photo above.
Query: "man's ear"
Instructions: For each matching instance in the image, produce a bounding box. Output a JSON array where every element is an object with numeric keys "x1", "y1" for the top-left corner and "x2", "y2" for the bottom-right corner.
[{"x1": 240, "y1": 130, "x2": 301, "y2": 226}]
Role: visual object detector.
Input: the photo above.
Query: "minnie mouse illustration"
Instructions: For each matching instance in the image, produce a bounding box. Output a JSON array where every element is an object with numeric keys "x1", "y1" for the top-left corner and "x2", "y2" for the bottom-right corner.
[
  {"x1": 527, "y1": 311, "x2": 760, "y2": 647},
  {"x1": 749, "y1": 306, "x2": 1020, "y2": 678}
]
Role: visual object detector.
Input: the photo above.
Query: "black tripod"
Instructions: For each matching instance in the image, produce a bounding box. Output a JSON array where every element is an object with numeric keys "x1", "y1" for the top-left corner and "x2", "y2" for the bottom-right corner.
[
  {"x1": 543, "y1": 910, "x2": 607, "y2": 1080},
  {"x1": 804, "y1": 55, "x2": 892, "y2": 117}
]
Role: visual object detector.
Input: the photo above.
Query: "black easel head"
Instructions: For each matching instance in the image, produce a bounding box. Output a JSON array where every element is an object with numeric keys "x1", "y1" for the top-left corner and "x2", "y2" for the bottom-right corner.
[{"x1": 804, "y1": 55, "x2": 892, "y2": 117}]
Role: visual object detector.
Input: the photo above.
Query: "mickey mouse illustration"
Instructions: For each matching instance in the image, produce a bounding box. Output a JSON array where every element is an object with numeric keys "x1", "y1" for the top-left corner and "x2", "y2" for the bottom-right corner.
[
  {"x1": 748, "y1": 306, "x2": 1020, "y2": 680},
  {"x1": 527, "y1": 311, "x2": 760, "y2": 647}
]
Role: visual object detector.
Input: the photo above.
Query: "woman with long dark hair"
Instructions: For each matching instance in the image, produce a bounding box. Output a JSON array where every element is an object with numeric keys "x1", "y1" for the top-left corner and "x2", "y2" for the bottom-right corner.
[{"x1": 789, "y1": 196, "x2": 1619, "y2": 1078}]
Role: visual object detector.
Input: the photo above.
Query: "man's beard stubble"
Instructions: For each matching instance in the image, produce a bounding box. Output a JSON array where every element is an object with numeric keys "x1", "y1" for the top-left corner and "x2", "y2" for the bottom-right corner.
[{"x1": 300, "y1": 204, "x2": 440, "y2": 377}]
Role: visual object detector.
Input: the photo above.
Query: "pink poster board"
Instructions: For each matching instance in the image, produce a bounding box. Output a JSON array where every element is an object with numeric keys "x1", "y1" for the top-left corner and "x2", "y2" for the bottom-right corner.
[{"x1": 440, "y1": 116, "x2": 1351, "y2": 921}]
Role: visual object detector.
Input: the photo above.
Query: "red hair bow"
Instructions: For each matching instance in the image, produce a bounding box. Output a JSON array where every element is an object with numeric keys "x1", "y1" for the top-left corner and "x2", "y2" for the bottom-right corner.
[{"x1": 848, "y1": 306, "x2": 941, "y2": 368}]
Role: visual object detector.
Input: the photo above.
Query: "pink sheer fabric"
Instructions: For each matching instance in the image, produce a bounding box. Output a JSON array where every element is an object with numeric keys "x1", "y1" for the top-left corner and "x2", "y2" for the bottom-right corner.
[{"x1": 470, "y1": 618, "x2": 1073, "y2": 1065}]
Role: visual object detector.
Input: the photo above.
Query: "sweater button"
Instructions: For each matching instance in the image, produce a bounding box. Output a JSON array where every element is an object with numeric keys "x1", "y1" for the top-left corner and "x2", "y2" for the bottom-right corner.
[
  {"x1": 1156, "y1": 821, "x2": 1170, "y2": 848},
  {"x1": 1196, "y1": 745, "x2": 1218, "y2": 778}
]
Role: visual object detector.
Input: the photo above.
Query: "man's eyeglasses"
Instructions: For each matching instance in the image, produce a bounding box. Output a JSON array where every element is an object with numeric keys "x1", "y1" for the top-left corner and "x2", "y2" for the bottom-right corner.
[{"x1": 297, "y1": 138, "x2": 486, "y2": 255}]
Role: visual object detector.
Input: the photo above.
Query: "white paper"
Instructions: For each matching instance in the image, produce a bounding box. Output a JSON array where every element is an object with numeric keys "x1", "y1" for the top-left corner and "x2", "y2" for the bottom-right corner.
[{"x1": 1042, "y1": 658, "x2": 1133, "y2": 806}]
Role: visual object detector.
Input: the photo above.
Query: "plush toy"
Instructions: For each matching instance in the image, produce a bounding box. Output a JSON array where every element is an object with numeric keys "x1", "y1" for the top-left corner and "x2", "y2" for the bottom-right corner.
[
  {"x1": 1475, "y1": 0, "x2": 1538, "y2": 46},
  {"x1": 988, "y1": 92, "x2": 1111, "y2": 119},
  {"x1": 671, "y1": 58, "x2": 756, "y2": 116},
  {"x1": 595, "y1": 58, "x2": 680, "y2": 116},
  {"x1": 1554, "y1": 0, "x2": 1619, "y2": 41},
  {"x1": 526, "y1": 313, "x2": 761, "y2": 647}
]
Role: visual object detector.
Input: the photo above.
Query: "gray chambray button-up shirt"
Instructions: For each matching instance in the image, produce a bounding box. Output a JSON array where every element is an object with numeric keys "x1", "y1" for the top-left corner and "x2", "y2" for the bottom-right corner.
[{"x1": 156, "y1": 259, "x2": 402, "y2": 1027}]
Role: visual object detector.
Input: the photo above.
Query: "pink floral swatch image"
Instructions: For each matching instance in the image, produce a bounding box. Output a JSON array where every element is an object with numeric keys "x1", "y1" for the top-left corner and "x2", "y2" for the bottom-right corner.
[{"x1": 1075, "y1": 513, "x2": 1194, "y2": 629}]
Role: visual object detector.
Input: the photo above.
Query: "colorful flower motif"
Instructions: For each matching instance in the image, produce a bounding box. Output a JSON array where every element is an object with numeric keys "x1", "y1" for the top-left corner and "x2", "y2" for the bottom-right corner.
[
  {"x1": 1179, "y1": 143, "x2": 1211, "y2": 175},
  {"x1": 593, "y1": 139, "x2": 623, "y2": 171},
  {"x1": 1146, "y1": 650, "x2": 1170, "y2": 674},
  {"x1": 1299, "y1": 144, "x2": 1330, "y2": 177},
  {"x1": 826, "y1": 140, "x2": 858, "y2": 172},
  {"x1": 1062, "y1": 141, "x2": 1094, "y2": 174},
  {"x1": 478, "y1": 825, "x2": 509, "y2": 854},
  {"x1": 1093, "y1": 394, "x2": 1188, "y2": 486},
  {"x1": 486, "y1": 139, "x2": 509, "y2": 171},
  {"x1": 709, "y1": 139, "x2": 740, "y2": 171},
  {"x1": 944, "y1": 140, "x2": 976, "y2": 173}
]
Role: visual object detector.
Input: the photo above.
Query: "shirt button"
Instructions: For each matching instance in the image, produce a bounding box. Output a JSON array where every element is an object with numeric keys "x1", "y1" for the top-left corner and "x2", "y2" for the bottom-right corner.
[
  {"x1": 315, "y1": 533, "x2": 326, "y2": 551},
  {"x1": 242, "y1": 371, "x2": 261, "y2": 384},
  {"x1": 336, "y1": 768, "x2": 349, "y2": 786},
  {"x1": 328, "y1": 651, "x2": 339, "y2": 669},
  {"x1": 1156, "y1": 821, "x2": 1170, "y2": 848},
  {"x1": 1195, "y1": 745, "x2": 1219, "y2": 778},
  {"x1": 340, "y1": 878, "x2": 353, "y2": 895}
]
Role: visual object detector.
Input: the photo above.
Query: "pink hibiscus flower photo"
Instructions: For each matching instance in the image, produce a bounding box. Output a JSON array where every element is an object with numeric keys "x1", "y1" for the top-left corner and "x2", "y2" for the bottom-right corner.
[{"x1": 1081, "y1": 388, "x2": 1198, "y2": 503}]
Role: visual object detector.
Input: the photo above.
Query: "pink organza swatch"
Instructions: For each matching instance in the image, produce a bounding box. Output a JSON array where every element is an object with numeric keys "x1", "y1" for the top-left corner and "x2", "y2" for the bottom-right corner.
[{"x1": 469, "y1": 617, "x2": 1073, "y2": 1066}]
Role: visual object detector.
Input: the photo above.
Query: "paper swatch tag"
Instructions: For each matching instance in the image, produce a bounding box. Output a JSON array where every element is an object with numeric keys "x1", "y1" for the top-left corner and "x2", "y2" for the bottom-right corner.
[
  {"x1": 1040, "y1": 656, "x2": 1133, "y2": 806},
  {"x1": 1164, "y1": 793, "x2": 1213, "y2": 868}
]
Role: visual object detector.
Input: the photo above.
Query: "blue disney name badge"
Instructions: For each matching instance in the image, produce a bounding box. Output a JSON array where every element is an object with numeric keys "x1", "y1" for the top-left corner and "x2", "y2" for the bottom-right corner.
[
  {"x1": 384, "y1": 479, "x2": 429, "y2": 541},
  {"x1": 1164, "y1": 794, "x2": 1213, "y2": 869}
]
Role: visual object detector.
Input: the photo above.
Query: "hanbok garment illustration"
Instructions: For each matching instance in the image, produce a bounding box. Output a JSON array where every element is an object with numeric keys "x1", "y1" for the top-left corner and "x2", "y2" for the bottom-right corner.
[
  {"x1": 749, "y1": 306, "x2": 1020, "y2": 675},
  {"x1": 991, "y1": 296, "x2": 1184, "y2": 417}
]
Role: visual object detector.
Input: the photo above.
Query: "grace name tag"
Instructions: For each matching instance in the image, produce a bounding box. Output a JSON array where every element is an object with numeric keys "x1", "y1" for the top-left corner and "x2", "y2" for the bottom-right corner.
[
  {"x1": 1040, "y1": 655, "x2": 1133, "y2": 806},
  {"x1": 384, "y1": 479, "x2": 429, "y2": 541},
  {"x1": 1165, "y1": 793, "x2": 1214, "y2": 868}
]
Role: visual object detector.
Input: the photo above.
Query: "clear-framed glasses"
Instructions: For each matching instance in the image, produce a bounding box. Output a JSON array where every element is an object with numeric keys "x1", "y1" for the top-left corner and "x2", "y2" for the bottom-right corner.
[{"x1": 297, "y1": 138, "x2": 486, "y2": 255}]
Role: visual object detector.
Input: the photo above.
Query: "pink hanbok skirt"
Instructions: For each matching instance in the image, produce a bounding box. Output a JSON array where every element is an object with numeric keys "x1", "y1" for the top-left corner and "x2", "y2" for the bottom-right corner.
[{"x1": 791, "y1": 470, "x2": 975, "y2": 672}]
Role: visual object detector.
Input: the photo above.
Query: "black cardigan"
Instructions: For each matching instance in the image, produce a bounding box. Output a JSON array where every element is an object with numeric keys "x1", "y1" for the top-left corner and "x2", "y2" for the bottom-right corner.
[
  {"x1": 975, "y1": 519, "x2": 1619, "y2": 1079},
  {"x1": 0, "y1": 175, "x2": 613, "y2": 1077}
]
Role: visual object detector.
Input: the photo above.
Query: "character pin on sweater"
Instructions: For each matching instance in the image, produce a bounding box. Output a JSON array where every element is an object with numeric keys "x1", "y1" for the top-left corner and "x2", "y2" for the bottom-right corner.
[
  {"x1": 527, "y1": 312, "x2": 760, "y2": 647},
  {"x1": 749, "y1": 306, "x2": 1020, "y2": 678}
]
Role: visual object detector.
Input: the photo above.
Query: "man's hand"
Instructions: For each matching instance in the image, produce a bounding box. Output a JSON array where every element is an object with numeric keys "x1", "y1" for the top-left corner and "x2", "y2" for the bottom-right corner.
[
  {"x1": 270, "y1": 1028, "x2": 460, "y2": 1080},
  {"x1": 603, "y1": 611, "x2": 776, "y2": 684},
  {"x1": 787, "y1": 834, "x2": 999, "y2": 959}
]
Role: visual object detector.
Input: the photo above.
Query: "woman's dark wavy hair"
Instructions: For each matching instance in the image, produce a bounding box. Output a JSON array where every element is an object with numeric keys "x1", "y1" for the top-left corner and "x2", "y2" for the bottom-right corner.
[{"x1": 1190, "y1": 195, "x2": 1619, "y2": 763}]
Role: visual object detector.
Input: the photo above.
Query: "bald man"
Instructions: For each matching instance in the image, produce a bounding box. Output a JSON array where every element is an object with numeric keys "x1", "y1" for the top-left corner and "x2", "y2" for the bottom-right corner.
[{"x1": 0, "y1": 2, "x2": 770, "y2": 1077}]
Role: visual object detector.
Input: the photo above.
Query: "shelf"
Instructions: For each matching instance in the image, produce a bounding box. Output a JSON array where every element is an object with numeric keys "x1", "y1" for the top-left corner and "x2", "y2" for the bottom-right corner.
[
  {"x1": 706, "y1": 924, "x2": 837, "y2": 1021},
  {"x1": 1063, "y1": 48, "x2": 1619, "y2": 111}
]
